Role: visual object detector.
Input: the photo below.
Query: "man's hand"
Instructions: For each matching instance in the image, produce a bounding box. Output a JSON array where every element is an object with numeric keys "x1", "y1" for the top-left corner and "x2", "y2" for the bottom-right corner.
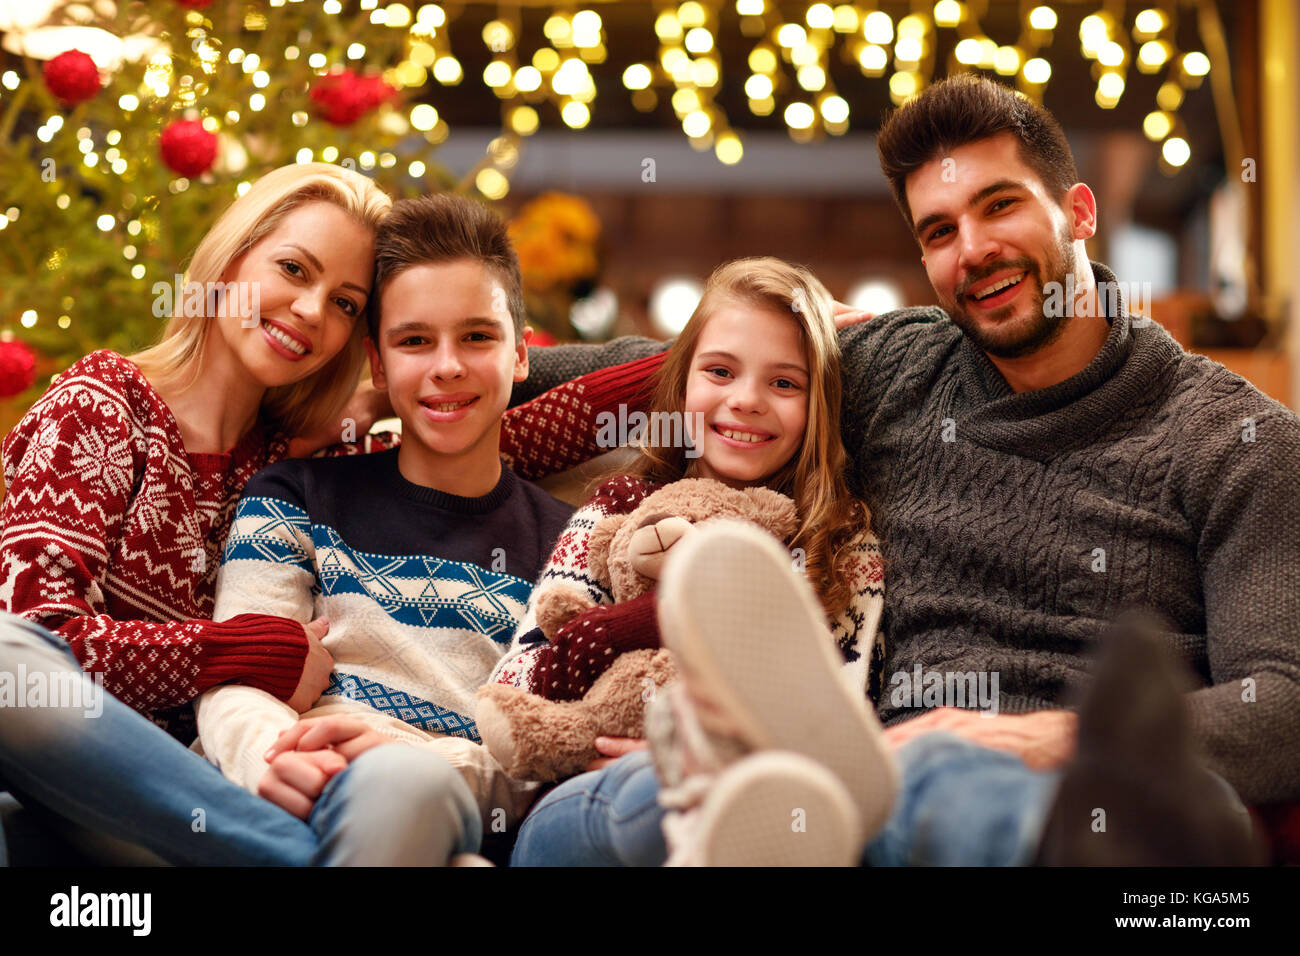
[
  {"x1": 585, "y1": 736, "x2": 649, "y2": 772},
  {"x1": 285, "y1": 616, "x2": 333, "y2": 714},
  {"x1": 265, "y1": 715, "x2": 390, "y2": 763},
  {"x1": 881, "y1": 708, "x2": 1078, "y2": 771},
  {"x1": 257, "y1": 749, "x2": 347, "y2": 820},
  {"x1": 833, "y1": 300, "x2": 874, "y2": 331}
]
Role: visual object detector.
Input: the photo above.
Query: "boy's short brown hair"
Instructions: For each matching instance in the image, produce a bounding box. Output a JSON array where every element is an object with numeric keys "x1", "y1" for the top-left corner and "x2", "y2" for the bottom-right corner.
[
  {"x1": 369, "y1": 194, "x2": 525, "y2": 341},
  {"x1": 877, "y1": 75, "x2": 1080, "y2": 230}
]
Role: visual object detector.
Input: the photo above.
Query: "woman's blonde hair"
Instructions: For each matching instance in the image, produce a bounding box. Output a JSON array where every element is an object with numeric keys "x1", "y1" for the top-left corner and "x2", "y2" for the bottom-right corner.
[
  {"x1": 624, "y1": 256, "x2": 869, "y2": 619},
  {"x1": 130, "y1": 163, "x2": 393, "y2": 437}
]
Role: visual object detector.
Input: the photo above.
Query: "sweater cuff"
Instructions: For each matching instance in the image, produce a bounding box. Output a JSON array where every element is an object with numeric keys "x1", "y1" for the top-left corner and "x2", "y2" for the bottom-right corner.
[
  {"x1": 534, "y1": 594, "x2": 661, "y2": 701},
  {"x1": 574, "y1": 352, "x2": 667, "y2": 413},
  {"x1": 194, "y1": 614, "x2": 309, "y2": 702}
]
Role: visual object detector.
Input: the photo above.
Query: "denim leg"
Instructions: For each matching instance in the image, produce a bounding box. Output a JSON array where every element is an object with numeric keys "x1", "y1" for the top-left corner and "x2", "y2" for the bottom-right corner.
[
  {"x1": 861, "y1": 732, "x2": 1060, "y2": 866},
  {"x1": 0, "y1": 612, "x2": 317, "y2": 866},
  {"x1": 511, "y1": 750, "x2": 667, "y2": 867},
  {"x1": 308, "y1": 744, "x2": 481, "y2": 866}
]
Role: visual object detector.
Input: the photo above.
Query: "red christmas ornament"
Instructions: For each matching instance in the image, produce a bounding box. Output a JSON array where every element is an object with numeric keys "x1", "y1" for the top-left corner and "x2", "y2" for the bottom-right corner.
[
  {"x1": 0, "y1": 339, "x2": 37, "y2": 398},
  {"x1": 43, "y1": 50, "x2": 101, "y2": 107},
  {"x1": 309, "y1": 70, "x2": 395, "y2": 126},
  {"x1": 159, "y1": 119, "x2": 218, "y2": 178},
  {"x1": 528, "y1": 329, "x2": 558, "y2": 347}
]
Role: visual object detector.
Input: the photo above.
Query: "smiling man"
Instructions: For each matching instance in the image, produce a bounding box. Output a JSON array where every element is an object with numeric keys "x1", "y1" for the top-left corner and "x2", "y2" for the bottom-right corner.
[{"x1": 513, "y1": 75, "x2": 1300, "y2": 865}]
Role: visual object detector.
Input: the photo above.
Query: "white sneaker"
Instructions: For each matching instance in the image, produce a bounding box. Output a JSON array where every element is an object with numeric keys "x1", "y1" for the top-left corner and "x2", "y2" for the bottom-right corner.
[
  {"x1": 655, "y1": 519, "x2": 898, "y2": 845},
  {"x1": 664, "y1": 751, "x2": 862, "y2": 867}
]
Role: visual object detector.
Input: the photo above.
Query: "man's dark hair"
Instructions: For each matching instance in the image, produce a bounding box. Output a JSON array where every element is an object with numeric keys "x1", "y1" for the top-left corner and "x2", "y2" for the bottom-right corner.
[
  {"x1": 877, "y1": 75, "x2": 1080, "y2": 230},
  {"x1": 369, "y1": 193, "x2": 525, "y2": 341}
]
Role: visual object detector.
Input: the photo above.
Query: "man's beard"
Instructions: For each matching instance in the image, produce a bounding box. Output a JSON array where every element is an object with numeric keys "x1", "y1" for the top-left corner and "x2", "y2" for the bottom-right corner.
[{"x1": 940, "y1": 224, "x2": 1077, "y2": 360}]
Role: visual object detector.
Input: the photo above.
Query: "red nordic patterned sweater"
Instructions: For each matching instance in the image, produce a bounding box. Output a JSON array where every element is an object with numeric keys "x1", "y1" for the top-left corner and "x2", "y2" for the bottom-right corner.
[{"x1": 0, "y1": 348, "x2": 664, "y2": 734}]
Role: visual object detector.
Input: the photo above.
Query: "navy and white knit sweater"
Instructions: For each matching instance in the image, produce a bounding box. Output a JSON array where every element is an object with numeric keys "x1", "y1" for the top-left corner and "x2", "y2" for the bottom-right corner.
[{"x1": 194, "y1": 448, "x2": 572, "y2": 797}]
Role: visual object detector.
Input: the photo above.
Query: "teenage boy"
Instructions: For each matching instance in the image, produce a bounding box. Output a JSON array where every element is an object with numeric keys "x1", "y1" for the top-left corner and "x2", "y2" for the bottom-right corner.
[{"x1": 195, "y1": 195, "x2": 574, "y2": 865}]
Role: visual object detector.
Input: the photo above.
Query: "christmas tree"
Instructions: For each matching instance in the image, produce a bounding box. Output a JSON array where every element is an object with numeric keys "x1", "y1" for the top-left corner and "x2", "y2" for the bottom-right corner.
[{"x1": 0, "y1": 0, "x2": 473, "y2": 406}]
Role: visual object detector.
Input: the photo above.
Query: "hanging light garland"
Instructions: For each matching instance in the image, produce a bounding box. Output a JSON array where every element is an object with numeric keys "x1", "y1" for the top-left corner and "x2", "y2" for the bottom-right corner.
[{"x1": 0, "y1": 1, "x2": 1228, "y2": 194}]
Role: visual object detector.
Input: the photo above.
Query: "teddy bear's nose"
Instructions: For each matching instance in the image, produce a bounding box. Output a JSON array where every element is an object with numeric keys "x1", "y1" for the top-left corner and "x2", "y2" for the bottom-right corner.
[{"x1": 635, "y1": 512, "x2": 673, "y2": 530}]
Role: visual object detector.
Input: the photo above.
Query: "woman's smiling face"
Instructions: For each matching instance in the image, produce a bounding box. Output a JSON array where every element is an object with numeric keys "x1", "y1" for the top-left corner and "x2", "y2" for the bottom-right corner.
[
  {"x1": 212, "y1": 201, "x2": 375, "y2": 387},
  {"x1": 683, "y1": 303, "x2": 809, "y2": 489}
]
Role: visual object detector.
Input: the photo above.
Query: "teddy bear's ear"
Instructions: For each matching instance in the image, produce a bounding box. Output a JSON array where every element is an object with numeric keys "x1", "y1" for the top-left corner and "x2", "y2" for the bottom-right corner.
[
  {"x1": 742, "y1": 487, "x2": 800, "y2": 542},
  {"x1": 587, "y1": 513, "x2": 628, "y2": 585}
]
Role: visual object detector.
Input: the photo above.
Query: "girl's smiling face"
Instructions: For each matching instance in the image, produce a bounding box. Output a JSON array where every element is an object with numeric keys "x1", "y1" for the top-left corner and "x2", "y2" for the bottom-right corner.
[{"x1": 683, "y1": 303, "x2": 809, "y2": 489}]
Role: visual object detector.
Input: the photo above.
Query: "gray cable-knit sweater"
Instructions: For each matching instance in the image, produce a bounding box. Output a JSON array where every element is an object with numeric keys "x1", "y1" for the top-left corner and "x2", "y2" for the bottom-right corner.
[{"x1": 510, "y1": 262, "x2": 1300, "y2": 805}]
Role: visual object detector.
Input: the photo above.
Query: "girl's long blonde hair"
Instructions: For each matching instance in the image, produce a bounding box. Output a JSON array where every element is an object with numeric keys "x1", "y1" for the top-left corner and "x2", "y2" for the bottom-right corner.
[
  {"x1": 624, "y1": 256, "x2": 869, "y2": 619},
  {"x1": 130, "y1": 163, "x2": 392, "y2": 437}
]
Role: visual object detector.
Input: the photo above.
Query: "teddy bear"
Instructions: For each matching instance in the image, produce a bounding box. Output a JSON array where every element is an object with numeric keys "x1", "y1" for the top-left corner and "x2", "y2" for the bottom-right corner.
[{"x1": 475, "y1": 477, "x2": 799, "y2": 782}]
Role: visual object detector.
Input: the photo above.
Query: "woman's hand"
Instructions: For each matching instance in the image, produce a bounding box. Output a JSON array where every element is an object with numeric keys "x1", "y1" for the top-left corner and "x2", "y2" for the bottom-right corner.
[
  {"x1": 286, "y1": 378, "x2": 393, "y2": 458},
  {"x1": 833, "y1": 300, "x2": 874, "y2": 331},
  {"x1": 285, "y1": 616, "x2": 333, "y2": 713},
  {"x1": 585, "y1": 736, "x2": 649, "y2": 772}
]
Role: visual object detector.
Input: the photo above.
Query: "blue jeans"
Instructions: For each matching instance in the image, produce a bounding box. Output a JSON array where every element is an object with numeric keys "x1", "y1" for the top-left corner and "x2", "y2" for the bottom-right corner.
[
  {"x1": 509, "y1": 733, "x2": 1060, "y2": 867},
  {"x1": 862, "y1": 732, "x2": 1059, "y2": 866},
  {"x1": 512, "y1": 749, "x2": 667, "y2": 866},
  {"x1": 0, "y1": 613, "x2": 479, "y2": 866}
]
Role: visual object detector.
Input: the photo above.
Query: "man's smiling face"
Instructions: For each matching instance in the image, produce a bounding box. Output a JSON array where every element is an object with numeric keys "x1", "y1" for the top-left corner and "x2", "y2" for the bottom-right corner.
[{"x1": 907, "y1": 132, "x2": 1085, "y2": 360}]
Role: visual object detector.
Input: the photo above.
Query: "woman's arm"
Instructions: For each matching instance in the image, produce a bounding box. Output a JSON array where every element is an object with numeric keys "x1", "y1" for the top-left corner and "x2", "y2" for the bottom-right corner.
[
  {"x1": 509, "y1": 337, "x2": 671, "y2": 407},
  {"x1": 0, "y1": 401, "x2": 308, "y2": 712},
  {"x1": 501, "y1": 351, "x2": 667, "y2": 481}
]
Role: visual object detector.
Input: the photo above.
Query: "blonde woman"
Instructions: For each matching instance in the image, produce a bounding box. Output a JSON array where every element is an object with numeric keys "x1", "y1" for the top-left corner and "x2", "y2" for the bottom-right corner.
[
  {"x1": 0, "y1": 163, "x2": 395, "y2": 865},
  {"x1": 492, "y1": 257, "x2": 889, "y2": 866}
]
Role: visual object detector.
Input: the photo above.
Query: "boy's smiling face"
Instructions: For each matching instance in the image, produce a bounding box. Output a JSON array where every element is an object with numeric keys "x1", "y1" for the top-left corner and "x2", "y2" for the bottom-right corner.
[{"x1": 365, "y1": 258, "x2": 528, "y2": 473}]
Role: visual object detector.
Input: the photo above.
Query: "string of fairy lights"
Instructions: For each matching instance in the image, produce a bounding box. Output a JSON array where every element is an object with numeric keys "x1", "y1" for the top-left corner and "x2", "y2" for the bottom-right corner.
[
  {"x1": 463, "y1": 1, "x2": 1216, "y2": 176},
  {"x1": 0, "y1": 0, "x2": 1223, "y2": 212}
]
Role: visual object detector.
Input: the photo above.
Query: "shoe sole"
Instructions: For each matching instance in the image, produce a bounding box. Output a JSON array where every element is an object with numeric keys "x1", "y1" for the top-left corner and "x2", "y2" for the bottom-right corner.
[
  {"x1": 657, "y1": 520, "x2": 897, "y2": 841},
  {"x1": 695, "y1": 752, "x2": 861, "y2": 867}
]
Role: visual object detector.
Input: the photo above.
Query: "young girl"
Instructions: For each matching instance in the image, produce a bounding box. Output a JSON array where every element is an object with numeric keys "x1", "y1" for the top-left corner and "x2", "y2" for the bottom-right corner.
[{"x1": 495, "y1": 257, "x2": 887, "y2": 866}]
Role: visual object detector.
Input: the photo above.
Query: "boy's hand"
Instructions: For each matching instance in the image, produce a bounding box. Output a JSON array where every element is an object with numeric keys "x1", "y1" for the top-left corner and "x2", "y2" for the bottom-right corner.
[
  {"x1": 257, "y1": 749, "x2": 347, "y2": 820},
  {"x1": 286, "y1": 378, "x2": 393, "y2": 457},
  {"x1": 266, "y1": 715, "x2": 390, "y2": 763},
  {"x1": 286, "y1": 616, "x2": 333, "y2": 713}
]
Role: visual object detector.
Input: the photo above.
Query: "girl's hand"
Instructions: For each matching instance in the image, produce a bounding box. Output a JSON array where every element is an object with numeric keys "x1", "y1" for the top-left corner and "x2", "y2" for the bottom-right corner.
[
  {"x1": 266, "y1": 715, "x2": 390, "y2": 763},
  {"x1": 285, "y1": 617, "x2": 333, "y2": 713},
  {"x1": 257, "y1": 749, "x2": 347, "y2": 820},
  {"x1": 585, "y1": 736, "x2": 649, "y2": 772},
  {"x1": 832, "y1": 300, "x2": 875, "y2": 331}
]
